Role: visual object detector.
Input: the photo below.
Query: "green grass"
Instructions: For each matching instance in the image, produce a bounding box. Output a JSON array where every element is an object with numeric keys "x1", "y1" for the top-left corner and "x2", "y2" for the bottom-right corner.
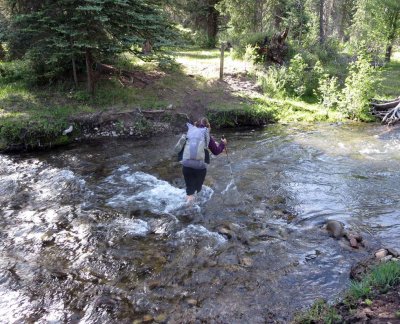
[
  {"x1": 348, "y1": 261, "x2": 400, "y2": 301},
  {"x1": 293, "y1": 298, "x2": 342, "y2": 324},
  {"x1": 377, "y1": 59, "x2": 400, "y2": 99},
  {"x1": 294, "y1": 261, "x2": 400, "y2": 324},
  {"x1": 0, "y1": 48, "x2": 399, "y2": 150},
  {"x1": 253, "y1": 97, "x2": 344, "y2": 123}
]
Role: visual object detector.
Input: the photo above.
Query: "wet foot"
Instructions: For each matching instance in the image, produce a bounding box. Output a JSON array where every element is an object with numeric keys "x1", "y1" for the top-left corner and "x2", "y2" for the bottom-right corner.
[{"x1": 186, "y1": 195, "x2": 195, "y2": 205}]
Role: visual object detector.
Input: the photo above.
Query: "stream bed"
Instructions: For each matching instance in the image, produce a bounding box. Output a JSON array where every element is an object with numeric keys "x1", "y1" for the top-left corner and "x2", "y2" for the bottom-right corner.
[{"x1": 0, "y1": 122, "x2": 399, "y2": 323}]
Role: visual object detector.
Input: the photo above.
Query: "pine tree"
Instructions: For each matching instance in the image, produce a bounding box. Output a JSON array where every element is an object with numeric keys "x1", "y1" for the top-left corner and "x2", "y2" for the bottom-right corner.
[{"x1": 9, "y1": 0, "x2": 176, "y2": 92}]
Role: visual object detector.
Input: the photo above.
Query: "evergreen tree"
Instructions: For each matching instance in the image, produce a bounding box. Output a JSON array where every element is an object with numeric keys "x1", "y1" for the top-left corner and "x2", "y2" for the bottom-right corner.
[
  {"x1": 9, "y1": 0, "x2": 176, "y2": 92},
  {"x1": 351, "y1": 0, "x2": 399, "y2": 62}
]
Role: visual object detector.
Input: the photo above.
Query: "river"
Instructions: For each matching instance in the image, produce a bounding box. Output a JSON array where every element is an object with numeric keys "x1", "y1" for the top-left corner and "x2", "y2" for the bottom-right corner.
[{"x1": 0, "y1": 122, "x2": 399, "y2": 323}]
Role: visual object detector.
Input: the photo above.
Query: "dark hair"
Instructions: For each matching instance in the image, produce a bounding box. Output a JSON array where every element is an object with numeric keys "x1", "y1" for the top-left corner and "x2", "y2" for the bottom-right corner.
[{"x1": 194, "y1": 117, "x2": 210, "y2": 128}]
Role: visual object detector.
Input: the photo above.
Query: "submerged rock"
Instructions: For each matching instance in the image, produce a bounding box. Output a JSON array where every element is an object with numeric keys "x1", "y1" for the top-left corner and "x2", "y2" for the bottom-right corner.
[
  {"x1": 186, "y1": 298, "x2": 198, "y2": 307},
  {"x1": 387, "y1": 247, "x2": 400, "y2": 257},
  {"x1": 325, "y1": 220, "x2": 345, "y2": 239},
  {"x1": 324, "y1": 220, "x2": 365, "y2": 249}
]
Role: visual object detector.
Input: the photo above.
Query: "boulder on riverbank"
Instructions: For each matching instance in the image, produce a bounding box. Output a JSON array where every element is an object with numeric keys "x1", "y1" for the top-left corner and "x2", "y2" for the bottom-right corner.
[{"x1": 324, "y1": 220, "x2": 364, "y2": 249}]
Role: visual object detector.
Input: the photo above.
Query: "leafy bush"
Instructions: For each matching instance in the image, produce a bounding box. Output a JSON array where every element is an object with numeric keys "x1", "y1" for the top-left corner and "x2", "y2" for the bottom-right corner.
[
  {"x1": 192, "y1": 31, "x2": 214, "y2": 48},
  {"x1": 158, "y1": 55, "x2": 181, "y2": 72},
  {"x1": 338, "y1": 54, "x2": 377, "y2": 120},
  {"x1": 0, "y1": 60, "x2": 34, "y2": 84},
  {"x1": 230, "y1": 32, "x2": 267, "y2": 60},
  {"x1": 256, "y1": 66, "x2": 287, "y2": 98},
  {"x1": 243, "y1": 44, "x2": 262, "y2": 65},
  {"x1": 286, "y1": 54, "x2": 308, "y2": 97},
  {"x1": 315, "y1": 74, "x2": 340, "y2": 110}
]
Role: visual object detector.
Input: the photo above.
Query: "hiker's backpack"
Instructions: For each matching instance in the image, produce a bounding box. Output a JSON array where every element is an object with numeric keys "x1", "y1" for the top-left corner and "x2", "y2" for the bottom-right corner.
[{"x1": 176, "y1": 123, "x2": 210, "y2": 163}]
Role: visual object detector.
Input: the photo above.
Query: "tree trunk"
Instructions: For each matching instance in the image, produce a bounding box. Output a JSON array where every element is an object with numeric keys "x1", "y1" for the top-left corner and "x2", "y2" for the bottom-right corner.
[
  {"x1": 385, "y1": 11, "x2": 399, "y2": 63},
  {"x1": 72, "y1": 56, "x2": 78, "y2": 87},
  {"x1": 0, "y1": 44, "x2": 5, "y2": 60},
  {"x1": 298, "y1": 0, "x2": 304, "y2": 45},
  {"x1": 385, "y1": 45, "x2": 393, "y2": 63},
  {"x1": 206, "y1": 0, "x2": 220, "y2": 48},
  {"x1": 319, "y1": 0, "x2": 325, "y2": 45},
  {"x1": 254, "y1": 0, "x2": 264, "y2": 33},
  {"x1": 85, "y1": 48, "x2": 94, "y2": 94}
]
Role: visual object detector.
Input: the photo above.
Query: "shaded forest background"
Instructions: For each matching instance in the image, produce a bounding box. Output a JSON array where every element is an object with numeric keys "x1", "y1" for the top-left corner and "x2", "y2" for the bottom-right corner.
[{"x1": 0, "y1": 0, "x2": 398, "y2": 124}]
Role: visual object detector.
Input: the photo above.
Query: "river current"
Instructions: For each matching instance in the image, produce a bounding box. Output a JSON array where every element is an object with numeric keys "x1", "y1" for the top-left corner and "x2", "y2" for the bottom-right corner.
[{"x1": 0, "y1": 123, "x2": 399, "y2": 323}]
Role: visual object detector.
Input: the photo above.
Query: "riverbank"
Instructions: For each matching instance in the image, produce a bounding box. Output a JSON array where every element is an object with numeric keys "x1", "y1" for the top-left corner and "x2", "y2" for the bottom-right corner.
[
  {"x1": 1, "y1": 49, "x2": 399, "y2": 152},
  {"x1": 0, "y1": 49, "x2": 335, "y2": 152},
  {"x1": 294, "y1": 249, "x2": 400, "y2": 323}
]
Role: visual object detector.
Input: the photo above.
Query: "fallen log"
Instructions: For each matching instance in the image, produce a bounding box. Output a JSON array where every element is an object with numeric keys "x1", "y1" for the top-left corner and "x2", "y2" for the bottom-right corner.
[
  {"x1": 96, "y1": 63, "x2": 149, "y2": 85},
  {"x1": 257, "y1": 28, "x2": 289, "y2": 65},
  {"x1": 370, "y1": 97, "x2": 400, "y2": 125}
]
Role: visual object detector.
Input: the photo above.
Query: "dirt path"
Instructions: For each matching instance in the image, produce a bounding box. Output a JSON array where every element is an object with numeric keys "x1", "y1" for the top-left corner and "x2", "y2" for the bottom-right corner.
[{"x1": 172, "y1": 52, "x2": 262, "y2": 119}]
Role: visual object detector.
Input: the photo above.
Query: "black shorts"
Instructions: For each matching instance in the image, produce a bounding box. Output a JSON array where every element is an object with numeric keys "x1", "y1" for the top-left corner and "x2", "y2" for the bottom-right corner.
[{"x1": 182, "y1": 166, "x2": 207, "y2": 195}]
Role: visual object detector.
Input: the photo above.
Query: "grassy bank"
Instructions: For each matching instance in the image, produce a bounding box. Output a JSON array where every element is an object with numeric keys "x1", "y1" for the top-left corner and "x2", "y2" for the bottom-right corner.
[
  {"x1": 0, "y1": 49, "x2": 399, "y2": 151},
  {"x1": 294, "y1": 260, "x2": 400, "y2": 323},
  {"x1": 377, "y1": 57, "x2": 400, "y2": 100}
]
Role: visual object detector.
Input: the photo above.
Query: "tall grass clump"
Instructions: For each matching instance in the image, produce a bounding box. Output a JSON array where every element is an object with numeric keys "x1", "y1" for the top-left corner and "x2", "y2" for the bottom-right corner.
[
  {"x1": 293, "y1": 298, "x2": 342, "y2": 324},
  {"x1": 348, "y1": 261, "x2": 400, "y2": 301}
]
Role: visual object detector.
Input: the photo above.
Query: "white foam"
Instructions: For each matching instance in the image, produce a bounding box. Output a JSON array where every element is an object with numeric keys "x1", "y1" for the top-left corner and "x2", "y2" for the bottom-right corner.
[
  {"x1": 42, "y1": 300, "x2": 65, "y2": 323},
  {"x1": 0, "y1": 289, "x2": 31, "y2": 322},
  {"x1": 112, "y1": 218, "x2": 150, "y2": 237},
  {"x1": 106, "y1": 172, "x2": 187, "y2": 213},
  {"x1": 118, "y1": 165, "x2": 130, "y2": 172},
  {"x1": 221, "y1": 179, "x2": 237, "y2": 194},
  {"x1": 176, "y1": 224, "x2": 227, "y2": 245}
]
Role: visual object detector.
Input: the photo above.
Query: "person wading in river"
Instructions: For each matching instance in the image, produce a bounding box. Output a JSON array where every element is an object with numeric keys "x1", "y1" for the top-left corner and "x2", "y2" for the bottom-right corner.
[{"x1": 174, "y1": 117, "x2": 227, "y2": 204}]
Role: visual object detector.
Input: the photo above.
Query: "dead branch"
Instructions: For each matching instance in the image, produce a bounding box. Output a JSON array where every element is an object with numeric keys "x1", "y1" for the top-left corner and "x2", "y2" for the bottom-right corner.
[
  {"x1": 97, "y1": 63, "x2": 149, "y2": 85},
  {"x1": 370, "y1": 96, "x2": 400, "y2": 125}
]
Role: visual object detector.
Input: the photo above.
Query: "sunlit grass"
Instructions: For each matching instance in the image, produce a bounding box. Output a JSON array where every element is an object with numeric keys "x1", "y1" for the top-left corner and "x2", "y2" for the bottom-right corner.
[
  {"x1": 378, "y1": 58, "x2": 400, "y2": 99},
  {"x1": 172, "y1": 48, "x2": 249, "y2": 80},
  {"x1": 255, "y1": 96, "x2": 344, "y2": 123}
]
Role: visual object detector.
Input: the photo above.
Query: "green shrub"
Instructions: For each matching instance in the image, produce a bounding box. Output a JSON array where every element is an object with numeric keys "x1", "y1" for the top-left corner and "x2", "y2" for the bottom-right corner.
[
  {"x1": 0, "y1": 60, "x2": 34, "y2": 84},
  {"x1": 243, "y1": 44, "x2": 262, "y2": 65},
  {"x1": 316, "y1": 74, "x2": 340, "y2": 110},
  {"x1": 230, "y1": 32, "x2": 267, "y2": 60},
  {"x1": 256, "y1": 66, "x2": 287, "y2": 98},
  {"x1": 286, "y1": 54, "x2": 308, "y2": 97},
  {"x1": 157, "y1": 55, "x2": 181, "y2": 72},
  {"x1": 338, "y1": 54, "x2": 377, "y2": 120},
  {"x1": 192, "y1": 31, "x2": 214, "y2": 48}
]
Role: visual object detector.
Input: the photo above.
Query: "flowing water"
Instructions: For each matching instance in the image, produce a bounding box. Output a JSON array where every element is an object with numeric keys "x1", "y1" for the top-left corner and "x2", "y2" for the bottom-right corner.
[{"x1": 1, "y1": 123, "x2": 400, "y2": 323}]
